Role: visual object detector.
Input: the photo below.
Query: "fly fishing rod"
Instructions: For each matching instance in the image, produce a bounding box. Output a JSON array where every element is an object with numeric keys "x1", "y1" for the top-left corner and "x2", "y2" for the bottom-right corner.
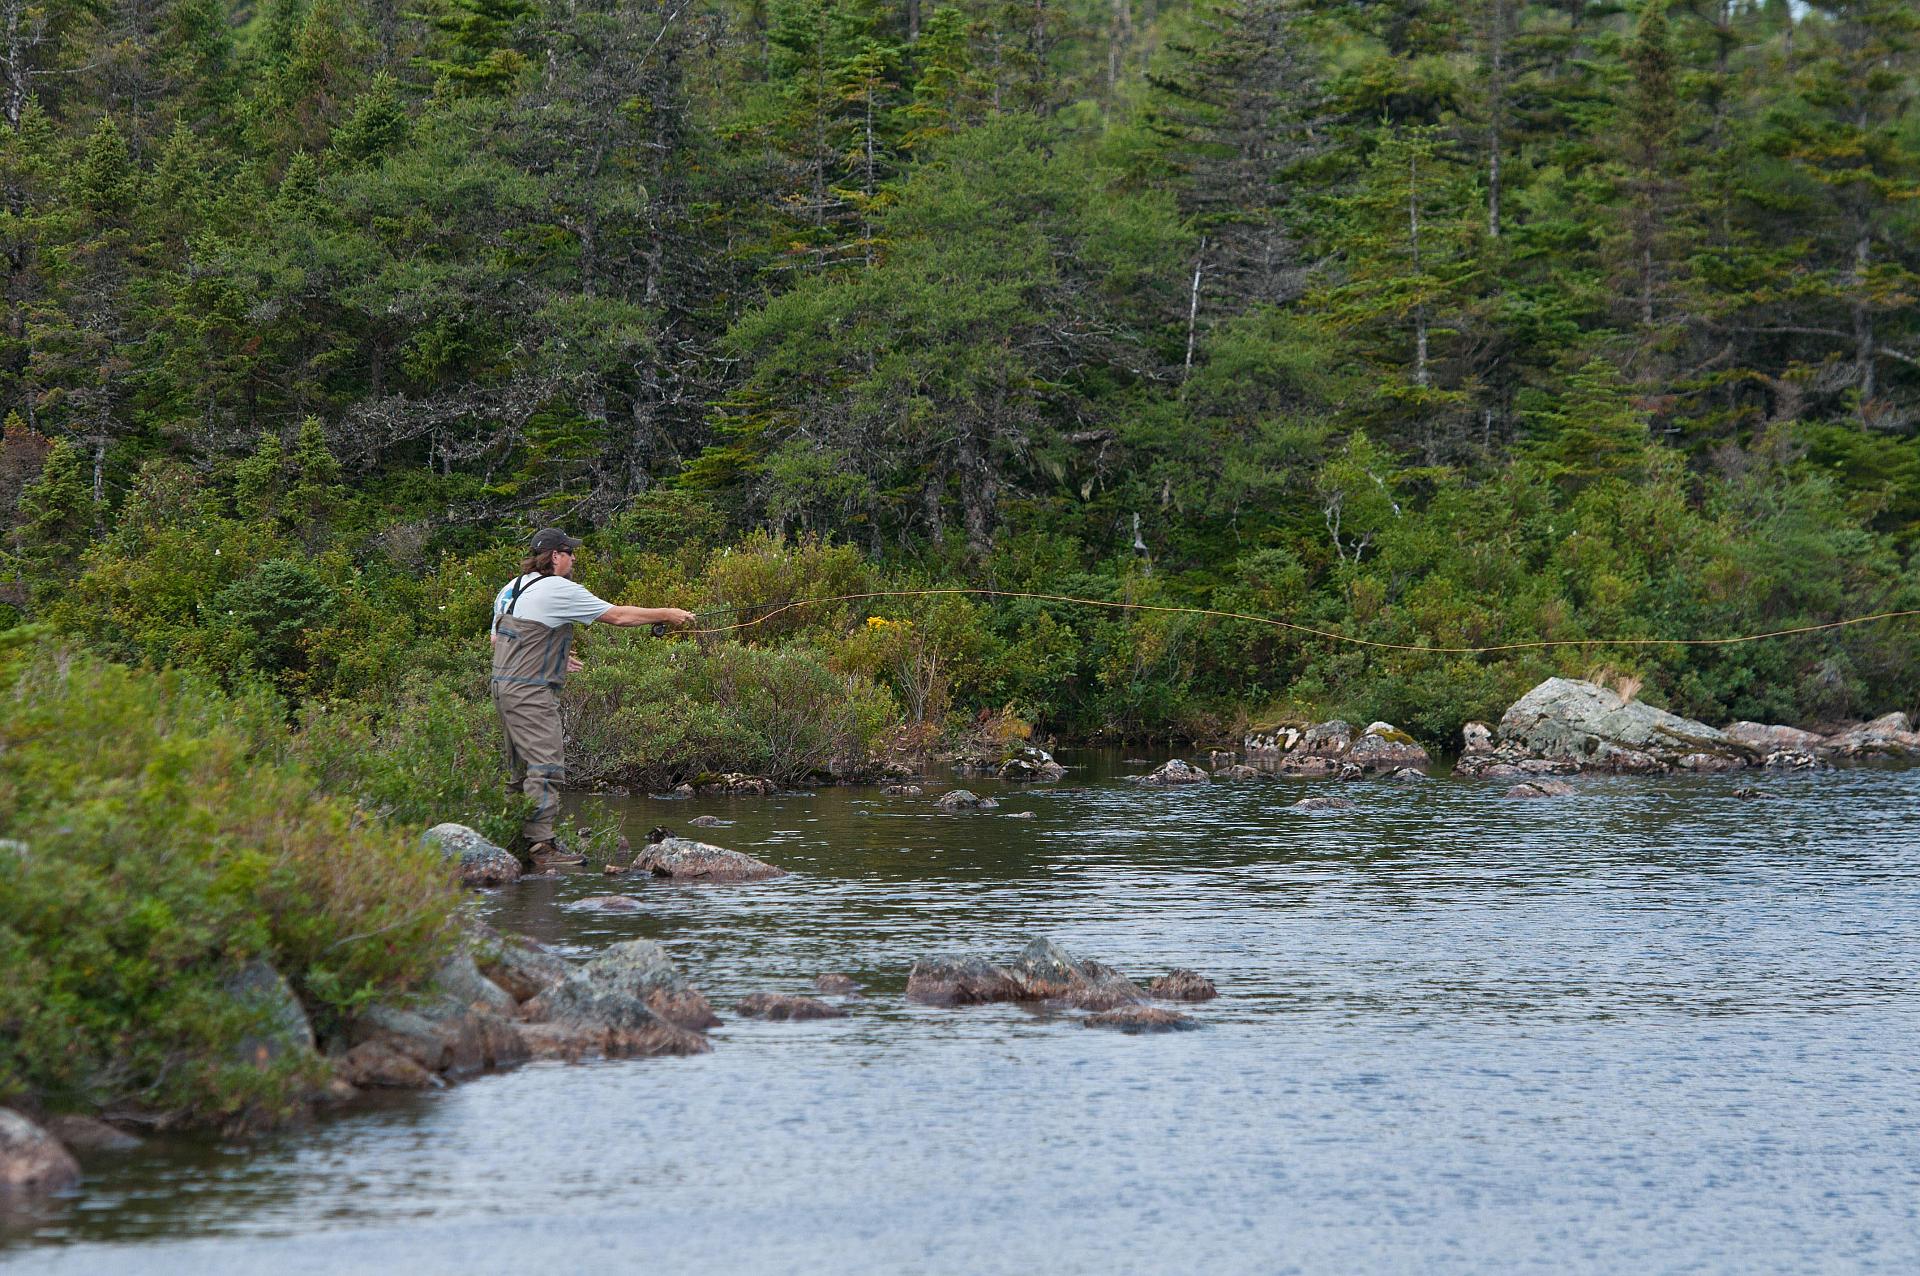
[{"x1": 647, "y1": 588, "x2": 1920, "y2": 656}]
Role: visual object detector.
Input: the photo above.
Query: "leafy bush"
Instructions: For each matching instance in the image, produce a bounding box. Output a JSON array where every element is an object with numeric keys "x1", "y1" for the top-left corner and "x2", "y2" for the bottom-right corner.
[
  {"x1": 561, "y1": 636, "x2": 899, "y2": 787},
  {"x1": 0, "y1": 631, "x2": 461, "y2": 1126}
]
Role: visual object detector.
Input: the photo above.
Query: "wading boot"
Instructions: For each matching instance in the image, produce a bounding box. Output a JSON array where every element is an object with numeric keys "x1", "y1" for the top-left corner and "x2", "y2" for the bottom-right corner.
[{"x1": 527, "y1": 839, "x2": 586, "y2": 870}]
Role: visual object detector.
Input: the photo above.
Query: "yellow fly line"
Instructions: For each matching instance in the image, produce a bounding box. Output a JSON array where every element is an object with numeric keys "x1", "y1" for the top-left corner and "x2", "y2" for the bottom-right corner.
[{"x1": 669, "y1": 587, "x2": 1920, "y2": 656}]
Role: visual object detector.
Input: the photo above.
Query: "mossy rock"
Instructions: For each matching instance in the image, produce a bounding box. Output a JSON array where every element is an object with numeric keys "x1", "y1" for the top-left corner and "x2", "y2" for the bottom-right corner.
[{"x1": 1364, "y1": 726, "x2": 1418, "y2": 746}]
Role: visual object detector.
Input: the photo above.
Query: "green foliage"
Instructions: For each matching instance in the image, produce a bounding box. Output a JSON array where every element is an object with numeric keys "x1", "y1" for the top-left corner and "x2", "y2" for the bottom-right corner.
[
  {"x1": 0, "y1": 635, "x2": 460, "y2": 1123},
  {"x1": 562, "y1": 637, "x2": 900, "y2": 787}
]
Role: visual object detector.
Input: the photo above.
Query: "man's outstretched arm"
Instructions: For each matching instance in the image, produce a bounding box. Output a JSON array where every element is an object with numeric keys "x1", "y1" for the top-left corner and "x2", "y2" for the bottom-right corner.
[{"x1": 597, "y1": 605, "x2": 696, "y2": 628}]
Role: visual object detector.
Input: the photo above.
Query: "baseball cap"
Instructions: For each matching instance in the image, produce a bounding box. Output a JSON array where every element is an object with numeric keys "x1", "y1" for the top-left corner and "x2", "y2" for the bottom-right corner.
[{"x1": 529, "y1": 527, "x2": 584, "y2": 553}]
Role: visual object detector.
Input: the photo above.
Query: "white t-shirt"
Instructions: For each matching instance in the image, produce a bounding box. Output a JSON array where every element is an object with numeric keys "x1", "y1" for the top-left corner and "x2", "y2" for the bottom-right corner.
[{"x1": 491, "y1": 573, "x2": 613, "y2": 636}]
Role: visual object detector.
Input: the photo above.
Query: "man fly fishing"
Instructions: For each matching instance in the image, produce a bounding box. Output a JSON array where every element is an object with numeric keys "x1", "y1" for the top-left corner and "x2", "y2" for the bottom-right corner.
[{"x1": 490, "y1": 528, "x2": 694, "y2": 869}]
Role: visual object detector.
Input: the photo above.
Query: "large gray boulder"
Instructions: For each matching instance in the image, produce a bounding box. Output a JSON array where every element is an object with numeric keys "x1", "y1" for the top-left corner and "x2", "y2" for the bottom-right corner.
[
  {"x1": 0, "y1": 1110, "x2": 80, "y2": 1195},
  {"x1": 422, "y1": 823, "x2": 521, "y2": 887},
  {"x1": 1497, "y1": 678, "x2": 1753, "y2": 773}
]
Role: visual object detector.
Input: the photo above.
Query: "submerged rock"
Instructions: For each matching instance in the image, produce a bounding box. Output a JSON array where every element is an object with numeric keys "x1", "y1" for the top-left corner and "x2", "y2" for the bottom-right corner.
[
  {"x1": 935, "y1": 789, "x2": 999, "y2": 811},
  {"x1": 1497, "y1": 678, "x2": 1753, "y2": 773},
  {"x1": 688, "y1": 815, "x2": 726, "y2": 828},
  {"x1": 882, "y1": 783, "x2": 924, "y2": 795},
  {"x1": 905, "y1": 955, "x2": 1026, "y2": 1005},
  {"x1": 1083, "y1": 1006, "x2": 1200, "y2": 1034},
  {"x1": 1289, "y1": 796, "x2": 1356, "y2": 813},
  {"x1": 735, "y1": 993, "x2": 846, "y2": 1021},
  {"x1": 1129, "y1": 759, "x2": 1210, "y2": 786},
  {"x1": 0, "y1": 1109, "x2": 81, "y2": 1194},
  {"x1": 422, "y1": 822, "x2": 522, "y2": 887},
  {"x1": 814, "y1": 973, "x2": 862, "y2": 995},
  {"x1": 629, "y1": 836, "x2": 785, "y2": 882},
  {"x1": 1215, "y1": 763, "x2": 1264, "y2": 780},
  {"x1": 566, "y1": 895, "x2": 645, "y2": 913},
  {"x1": 1505, "y1": 780, "x2": 1575, "y2": 799},
  {"x1": 1147, "y1": 969, "x2": 1218, "y2": 1002},
  {"x1": 43, "y1": 1115, "x2": 140, "y2": 1154}
]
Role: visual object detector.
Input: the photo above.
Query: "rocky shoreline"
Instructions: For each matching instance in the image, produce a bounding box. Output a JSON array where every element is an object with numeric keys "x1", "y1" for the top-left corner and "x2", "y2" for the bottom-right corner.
[
  {"x1": 1232, "y1": 676, "x2": 1919, "y2": 782},
  {"x1": 0, "y1": 916, "x2": 1219, "y2": 1199}
]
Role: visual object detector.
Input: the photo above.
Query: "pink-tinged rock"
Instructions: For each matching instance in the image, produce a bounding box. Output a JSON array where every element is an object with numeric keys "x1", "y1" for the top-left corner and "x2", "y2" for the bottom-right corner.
[
  {"x1": 1461, "y1": 722, "x2": 1495, "y2": 753},
  {"x1": 1823, "y1": 713, "x2": 1920, "y2": 759},
  {"x1": 1506, "y1": 780, "x2": 1574, "y2": 798},
  {"x1": 43, "y1": 1115, "x2": 140, "y2": 1154},
  {"x1": 1678, "y1": 752, "x2": 1744, "y2": 772},
  {"x1": 630, "y1": 837, "x2": 785, "y2": 882},
  {"x1": 1725, "y1": 721, "x2": 1826, "y2": 753},
  {"x1": 1277, "y1": 754, "x2": 1341, "y2": 777},
  {"x1": 422, "y1": 823, "x2": 521, "y2": 887},
  {"x1": 1084, "y1": 1007, "x2": 1200, "y2": 1033},
  {"x1": 735, "y1": 993, "x2": 847, "y2": 1021},
  {"x1": 905, "y1": 955, "x2": 1026, "y2": 1005},
  {"x1": 814, "y1": 973, "x2": 862, "y2": 994},
  {"x1": 567, "y1": 895, "x2": 645, "y2": 912},
  {"x1": 1147, "y1": 969, "x2": 1218, "y2": 1002},
  {"x1": 0, "y1": 1110, "x2": 80, "y2": 1194}
]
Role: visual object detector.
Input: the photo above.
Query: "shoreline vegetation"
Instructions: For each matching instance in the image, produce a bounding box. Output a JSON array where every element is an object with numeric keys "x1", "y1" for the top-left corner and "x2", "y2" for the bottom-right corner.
[{"x1": 4, "y1": 0, "x2": 1920, "y2": 1199}]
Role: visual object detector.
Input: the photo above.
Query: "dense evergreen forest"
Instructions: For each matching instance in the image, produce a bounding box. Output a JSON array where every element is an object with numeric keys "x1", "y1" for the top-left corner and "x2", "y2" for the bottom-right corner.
[
  {"x1": 4, "y1": 0, "x2": 1920, "y2": 750},
  {"x1": 12, "y1": 0, "x2": 1920, "y2": 1134}
]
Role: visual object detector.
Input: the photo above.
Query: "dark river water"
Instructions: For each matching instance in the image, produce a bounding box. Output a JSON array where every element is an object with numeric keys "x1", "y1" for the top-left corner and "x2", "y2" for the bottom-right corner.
[{"x1": 6, "y1": 755, "x2": 1920, "y2": 1274}]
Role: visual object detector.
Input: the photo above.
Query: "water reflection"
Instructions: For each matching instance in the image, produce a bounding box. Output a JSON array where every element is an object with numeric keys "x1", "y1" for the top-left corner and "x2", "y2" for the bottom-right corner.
[{"x1": 7, "y1": 755, "x2": 1919, "y2": 1273}]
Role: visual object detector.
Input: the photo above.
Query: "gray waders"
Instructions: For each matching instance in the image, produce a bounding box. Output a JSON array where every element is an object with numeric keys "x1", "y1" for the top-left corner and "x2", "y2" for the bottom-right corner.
[{"x1": 491, "y1": 574, "x2": 576, "y2": 845}]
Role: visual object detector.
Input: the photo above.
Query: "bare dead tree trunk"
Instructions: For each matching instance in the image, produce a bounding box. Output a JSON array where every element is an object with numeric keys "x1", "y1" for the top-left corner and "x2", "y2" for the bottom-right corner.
[
  {"x1": 1852, "y1": 224, "x2": 1875, "y2": 410},
  {"x1": 1486, "y1": 0, "x2": 1508, "y2": 239},
  {"x1": 1409, "y1": 149, "x2": 1429, "y2": 390},
  {"x1": 1183, "y1": 236, "x2": 1206, "y2": 381}
]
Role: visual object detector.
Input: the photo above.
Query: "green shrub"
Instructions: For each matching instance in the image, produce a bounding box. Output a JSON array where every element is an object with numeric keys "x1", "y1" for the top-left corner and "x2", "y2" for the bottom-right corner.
[
  {"x1": 0, "y1": 632, "x2": 461, "y2": 1125},
  {"x1": 562, "y1": 636, "x2": 899, "y2": 787}
]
